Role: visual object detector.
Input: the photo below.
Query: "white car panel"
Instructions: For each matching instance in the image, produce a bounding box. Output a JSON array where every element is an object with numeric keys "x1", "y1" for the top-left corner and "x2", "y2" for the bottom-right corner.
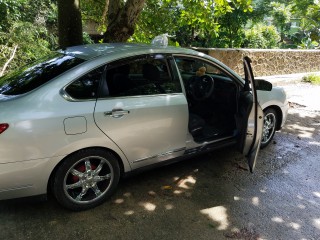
[
  {"x1": 241, "y1": 57, "x2": 264, "y2": 172},
  {"x1": 257, "y1": 87, "x2": 289, "y2": 127},
  {"x1": 0, "y1": 42, "x2": 289, "y2": 210},
  {"x1": 94, "y1": 94, "x2": 188, "y2": 169}
]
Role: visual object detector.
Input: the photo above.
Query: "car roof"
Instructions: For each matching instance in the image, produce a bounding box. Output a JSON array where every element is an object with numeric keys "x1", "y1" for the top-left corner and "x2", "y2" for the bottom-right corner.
[
  {"x1": 57, "y1": 43, "x2": 243, "y2": 84},
  {"x1": 58, "y1": 43, "x2": 202, "y2": 61}
]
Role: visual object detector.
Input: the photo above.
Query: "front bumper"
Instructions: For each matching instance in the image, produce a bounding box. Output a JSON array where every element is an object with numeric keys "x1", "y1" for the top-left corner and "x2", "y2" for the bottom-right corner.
[{"x1": 280, "y1": 101, "x2": 290, "y2": 128}]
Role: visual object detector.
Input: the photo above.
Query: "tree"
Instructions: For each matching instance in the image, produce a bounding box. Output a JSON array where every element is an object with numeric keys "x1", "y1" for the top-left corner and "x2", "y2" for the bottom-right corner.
[
  {"x1": 81, "y1": 0, "x2": 146, "y2": 42},
  {"x1": 131, "y1": 0, "x2": 253, "y2": 47},
  {"x1": 103, "y1": 0, "x2": 146, "y2": 42},
  {"x1": 57, "y1": 0, "x2": 83, "y2": 48},
  {"x1": 270, "y1": 2, "x2": 292, "y2": 41},
  {"x1": 130, "y1": 0, "x2": 179, "y2": 44},
  {"x1": 81, "y1": 0, "x2": 254, "y2": 46},
  {"x1": 214, "y1": 1, "x2": 253, "y2": 48},
  {"x1": 0, "y1": 0, "x2": 57, "y2": 74},
  {"x1": 293, "y1": 1, "x2": 320, "y2": 47}
]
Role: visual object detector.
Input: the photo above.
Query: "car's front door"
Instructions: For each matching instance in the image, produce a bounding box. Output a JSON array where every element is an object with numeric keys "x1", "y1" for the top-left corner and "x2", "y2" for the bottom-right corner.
[
  {"x1": 94, "y1": 54, "x2": 188, "y2": 169},
  {"x1": 237, "y1": 57, "x2": 263, "y2": 172}
]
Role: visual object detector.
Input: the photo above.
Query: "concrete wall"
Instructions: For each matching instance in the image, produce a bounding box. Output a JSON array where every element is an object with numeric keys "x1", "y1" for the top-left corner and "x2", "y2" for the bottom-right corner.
[{"x1": 194, "y1": 48, "x2": 320, "y2": 77}]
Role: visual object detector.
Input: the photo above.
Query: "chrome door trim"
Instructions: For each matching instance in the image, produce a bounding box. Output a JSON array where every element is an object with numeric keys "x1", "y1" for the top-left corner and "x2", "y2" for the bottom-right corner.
[
  {"x1": 132, "y1": 147, "x2": 186, "y2": 164},
  {"x1": 98, "y1": 92, "x2": 184, "y2": 101}
]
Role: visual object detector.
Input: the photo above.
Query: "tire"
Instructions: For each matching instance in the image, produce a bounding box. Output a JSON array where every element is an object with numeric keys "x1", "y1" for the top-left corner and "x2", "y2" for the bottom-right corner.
[
  {"x1": 52, "y1": 148, "x2": 120, "y2": 211},
  {"x1": 261, "y1": 108, "x2": 277, "y2": 149}
]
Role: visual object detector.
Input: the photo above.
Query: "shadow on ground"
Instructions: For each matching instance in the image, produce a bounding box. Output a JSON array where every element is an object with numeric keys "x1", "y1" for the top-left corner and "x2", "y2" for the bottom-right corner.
[{"x1": 1, "y1": 107, "x2": 320, "y2": 240}]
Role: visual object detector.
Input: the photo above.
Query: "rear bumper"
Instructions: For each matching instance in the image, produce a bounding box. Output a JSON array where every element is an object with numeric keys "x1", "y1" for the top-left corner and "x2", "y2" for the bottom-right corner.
[{"x1": 0, "y1": 156, "x2": 61, "y2": 200}]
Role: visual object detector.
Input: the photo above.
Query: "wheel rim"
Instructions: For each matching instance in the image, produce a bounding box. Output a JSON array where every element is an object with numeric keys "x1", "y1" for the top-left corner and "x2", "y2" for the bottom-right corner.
[
  {"x1": 63, "y1": 156, "x2": 114, "y2": 204},
  {"x1": 262, "y1": 112, "x2": 276, "y2": 145}
]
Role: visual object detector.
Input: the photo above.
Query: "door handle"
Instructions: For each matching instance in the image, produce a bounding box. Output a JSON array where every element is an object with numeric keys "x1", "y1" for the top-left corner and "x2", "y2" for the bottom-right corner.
[{"x1": 104, "y1": 109, "x2": 130, "y2": 118}]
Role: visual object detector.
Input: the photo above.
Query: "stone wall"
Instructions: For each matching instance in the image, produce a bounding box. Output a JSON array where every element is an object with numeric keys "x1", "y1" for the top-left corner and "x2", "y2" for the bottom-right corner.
[{"x1": 194, "y1": 48, "x2": 320, "y2": 77}]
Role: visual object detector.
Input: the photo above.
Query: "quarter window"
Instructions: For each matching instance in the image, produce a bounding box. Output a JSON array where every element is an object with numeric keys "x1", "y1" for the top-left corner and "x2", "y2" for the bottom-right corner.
[{"x1": 65, "y1": 67, "x2": 103, "y2": 100}]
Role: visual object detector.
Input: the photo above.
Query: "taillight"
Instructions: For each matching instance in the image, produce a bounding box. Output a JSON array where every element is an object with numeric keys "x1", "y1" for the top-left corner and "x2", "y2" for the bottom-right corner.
[{"x1": 0, "y1": 123, "x2": 9, "y2": 134}]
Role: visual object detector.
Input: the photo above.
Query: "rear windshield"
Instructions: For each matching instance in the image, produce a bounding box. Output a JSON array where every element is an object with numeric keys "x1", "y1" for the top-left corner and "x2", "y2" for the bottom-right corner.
[{"x1": 0, "y1": 53, "x2": 85, "y2": 95}]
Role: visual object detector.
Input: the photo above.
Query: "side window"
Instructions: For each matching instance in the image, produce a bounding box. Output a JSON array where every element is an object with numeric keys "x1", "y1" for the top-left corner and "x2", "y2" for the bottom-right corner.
[
  {"x1": 105, "y1": 54, "x2": 182, "y2": 97},
  {"x1": 174, "y1": 56, "x2": 228, "y2": 83},
  {"x1": 65, "y1": 66, "x2": 103, "y2": 100}
]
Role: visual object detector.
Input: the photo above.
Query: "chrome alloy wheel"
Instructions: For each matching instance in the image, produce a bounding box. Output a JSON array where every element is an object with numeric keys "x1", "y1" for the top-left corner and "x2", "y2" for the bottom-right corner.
[
  {"x1": 63, "y1": 156, "x2": 114, "y2": 204},
  {"x1": 261, "y1": 110, "x2": 276, "y2": 146}
]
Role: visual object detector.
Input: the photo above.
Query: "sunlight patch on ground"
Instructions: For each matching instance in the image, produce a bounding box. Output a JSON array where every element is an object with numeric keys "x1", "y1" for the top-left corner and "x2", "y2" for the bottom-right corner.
[
  {"x1": 114, "y1": 198, "x2": 124, "y2": 204},
  {"x1": 200, "y1": 206, "x2": 229, "y2": 230},
  {"x1": 233, "y1": 196, "x2": 240, "y2": 201},
  {"x1": 252, "y1": 197, "x2": 259, "y2": 206},
  {"x1": 123, "y1": 192, "x2": 132, "y2": 197},
  {"x1": 288, "y1": 222, "x2": 301, "y2": 230},
  {"x1": 139, "y1": 202, "x2": 156, "y2": 211},
  {"x1": 176, "y1": 175, "x2": 196, "y2": 189},
  {"x1": 298, "y1": 204, "x2": 306, "y2": 209},
  {"x1": 286, "y1": 124, "x2": 315, "y2": 138},
  {"x1": 297, "y1": 195, "x2": 304, "y2": 200},
  {"x1": 165, "y1": 204, "x2": 174, "y2": 210},
  {"x1": 272, "y1": 217, "x2": 284, "y2": 223},
  {"x1": 260, "y1": 188, "x2": 267, "y2": 193},
  {"x1": 173, "y1": 190, "x2": 183, "y2": 194},
  {"x1": 148, "y1": 190, "x2": 157, "y2": 197},
  {"x1": 124, "y1": 210, "x2": 134, "y2": 215},
  {"x1": 313, "y1": 219, "x2": 320, "y2": 230},
  {"x1": 287, "y1": 222, "x2": 300, "y2": 230},
  {"x1": 282, "y1": 169, "x2": 290, "y2": 174},
  {"x1": 309, "y1": 141, "x2": 320, "y2": 146},
  {"x1": 313, "y1": 192, "x2": 320, "y2": 198}
]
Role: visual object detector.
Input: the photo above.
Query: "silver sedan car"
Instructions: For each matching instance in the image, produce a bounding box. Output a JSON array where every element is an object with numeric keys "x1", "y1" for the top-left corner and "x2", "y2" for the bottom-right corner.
[{"x1": 0, "y1": 42, "x2": 288, "y2": 210}]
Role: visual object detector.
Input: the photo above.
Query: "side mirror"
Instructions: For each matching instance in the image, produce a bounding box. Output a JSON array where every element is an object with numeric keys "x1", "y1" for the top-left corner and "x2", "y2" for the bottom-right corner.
[{"x1": 255, "y1": 79, "x2": 273, "y2": 91}]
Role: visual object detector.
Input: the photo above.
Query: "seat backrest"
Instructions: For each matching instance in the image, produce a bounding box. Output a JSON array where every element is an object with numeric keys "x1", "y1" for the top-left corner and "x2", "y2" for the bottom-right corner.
[
  {"x1": 142, "y1": 63, "x2": 160, "y2": 82},
  {"x1": 112, "y1": 73, "x2": 133, "y2": 94}
]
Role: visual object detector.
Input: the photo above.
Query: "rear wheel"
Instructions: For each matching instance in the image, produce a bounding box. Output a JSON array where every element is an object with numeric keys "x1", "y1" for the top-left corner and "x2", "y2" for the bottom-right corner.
[
  {"x1": 261, "y1": 108, "x2": 277, "y2": 149},
  {"x1": 52, "y1": 149, "x2": 120, "y2": 211}
]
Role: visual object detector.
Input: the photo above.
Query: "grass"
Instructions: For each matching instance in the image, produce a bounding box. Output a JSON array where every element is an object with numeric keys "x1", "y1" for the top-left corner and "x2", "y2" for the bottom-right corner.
[{"x1": 302, "y1": 74, "x2": 320, "y2": 84}]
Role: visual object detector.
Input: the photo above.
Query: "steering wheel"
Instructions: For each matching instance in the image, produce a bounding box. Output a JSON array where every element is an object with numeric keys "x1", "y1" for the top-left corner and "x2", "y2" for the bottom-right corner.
[{"x1": 190, "y1": 75, "x2": 214, "y2": 101}]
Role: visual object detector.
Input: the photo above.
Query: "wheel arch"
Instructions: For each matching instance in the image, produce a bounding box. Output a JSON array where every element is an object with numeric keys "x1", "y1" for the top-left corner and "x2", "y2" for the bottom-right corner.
[
  {"x1": 47, "y1": 146, "x2": 126, "y2": 193},
  {"x1": 263, "y1": 105, "x2": 282, "y2": 130}
]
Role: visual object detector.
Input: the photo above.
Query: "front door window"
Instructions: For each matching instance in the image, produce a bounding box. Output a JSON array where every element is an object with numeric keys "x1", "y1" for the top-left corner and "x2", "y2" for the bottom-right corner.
[{"x1": 174, "y1": 56, "x2": 238, "y2": 143}]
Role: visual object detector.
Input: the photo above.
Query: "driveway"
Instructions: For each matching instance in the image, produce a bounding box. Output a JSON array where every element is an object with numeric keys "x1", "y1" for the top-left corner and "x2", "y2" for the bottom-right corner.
[{"x1": 0, "y1": 82, "x2": 319, "y2": 240}]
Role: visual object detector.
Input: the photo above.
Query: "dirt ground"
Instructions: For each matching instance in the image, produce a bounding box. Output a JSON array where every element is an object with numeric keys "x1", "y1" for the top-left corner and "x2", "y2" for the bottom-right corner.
[{"x1": 0, "y1": 83, "x2": 320, "y2": 240}]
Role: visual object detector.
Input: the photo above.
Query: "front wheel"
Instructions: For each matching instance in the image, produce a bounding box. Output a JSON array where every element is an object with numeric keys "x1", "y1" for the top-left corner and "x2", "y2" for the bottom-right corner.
[
  {"x1": 261, "y1": 108, "x2": 277, "y2": 149},
  {"x1": 52, "y1": 149, "x2": 120, "y2": 211}
]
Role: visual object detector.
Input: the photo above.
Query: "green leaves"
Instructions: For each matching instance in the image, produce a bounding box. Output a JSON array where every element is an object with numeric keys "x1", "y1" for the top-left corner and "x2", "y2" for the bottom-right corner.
[
  {"x1": 131, "y1": 0, "x2": 253, "y2": 47},
  {"x1": 0, "y1": 0, "x2": 58, "y2": 74},
  {"x1": 244, "y1": 24, "x2": 280, "y2": 49}
]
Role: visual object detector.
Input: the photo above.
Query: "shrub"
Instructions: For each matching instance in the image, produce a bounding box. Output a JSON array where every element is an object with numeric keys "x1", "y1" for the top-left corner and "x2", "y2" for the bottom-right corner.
[
  {"x1": 244, "y1": 24, "x2": 280, "y2": 49},
  {"x1": 302, "y1": 74, "x2": 320, "y2": 84}
]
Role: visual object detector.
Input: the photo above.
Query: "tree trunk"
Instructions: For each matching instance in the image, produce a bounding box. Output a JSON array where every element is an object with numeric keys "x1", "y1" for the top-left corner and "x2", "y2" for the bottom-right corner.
[
  {"x1": 0, "y1": 45, "x2": 18, "y2": 77},
  {"x1": 101, "y1": 0, "x2": 110, "y2": 24},
  {"x1": 57, "y1": 0, "x2": 83, "y2": 48},
  {"x1": 103, "y1": 0, "x2": 145, "y2": 42}
]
